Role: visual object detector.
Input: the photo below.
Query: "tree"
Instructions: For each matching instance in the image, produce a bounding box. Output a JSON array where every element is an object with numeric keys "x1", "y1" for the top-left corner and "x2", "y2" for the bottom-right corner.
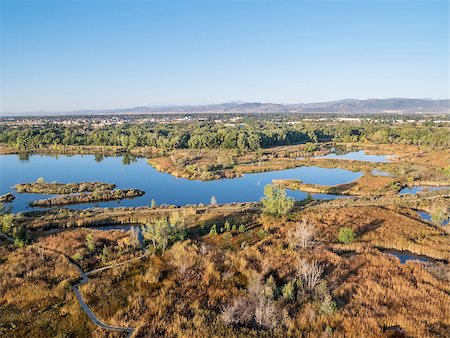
[
  {"x1": 0, "y1": 203, "x2": 13, "y2": 233},
  {"x1": 142, "y1": 216, "x2": 186, "y2": 252},
  {"x1": 209, "y1": 223, "x2": 218, "y2": 235},
  {"x1": 261, "y1": 184, "x2": 294, "y2": 216},
  {"x1": 86, "y1": 233, "x2": 95, "y2": 251},
  {"x1": 13, "y1": 226, "x2": 28, "y2": 247},
  {"x1": 210, "y1": 196, "x2": 217, "y2": 206},
  {"x1": 1, "y1": 213, "x2": 13, "y2": 233},
  {"x1": 304, "y1": 142, "x2": 318, "y2": 153},
  {"x1": 239, "y1": 224, "x2": 246, "y2": 233},
  {"x1": 292, "y1": 221, "x2": 316, "y2": 249},
  {"x1": 150, "y1": 199, "x2": 156, "y2": 208},
  {"x1": 338, "y1": 227, "x2": 356, "y2": 244},
  {"x1": 101, "y1": 245, "x2": 109, "y2": 264},
  {"x1": 297, "y1": 259, "x2": 323, "y2": 291},
  {"x1": 224, "y1": 220, "x2": 231, "y2": 232},
  {"x1": 430, "y1": 203, "x2": 448, "y2": 226}
]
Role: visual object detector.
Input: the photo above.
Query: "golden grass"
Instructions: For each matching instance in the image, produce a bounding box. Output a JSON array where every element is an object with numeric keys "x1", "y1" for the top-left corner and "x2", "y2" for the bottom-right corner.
[
  {"x1": 0, "y1": 244, "x2": 96, "y2": 337},
  {"x1": 2, "y1": 180, "x2": 449, "y2": 337}
]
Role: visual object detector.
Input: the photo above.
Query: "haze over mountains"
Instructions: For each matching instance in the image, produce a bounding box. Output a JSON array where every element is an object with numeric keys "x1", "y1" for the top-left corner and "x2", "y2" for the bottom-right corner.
[{"x1": 4, "y1": 98, "x2": 450, "y2": 116}]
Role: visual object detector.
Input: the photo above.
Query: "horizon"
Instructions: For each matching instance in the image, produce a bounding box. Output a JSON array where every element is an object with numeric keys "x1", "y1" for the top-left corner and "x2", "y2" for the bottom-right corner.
[
  {"x1": 1, "y1": 96, "x2": 450, "y2": 116},
  {"x1": 1, "y1": 0, "x2": 449, "y2": 113}
]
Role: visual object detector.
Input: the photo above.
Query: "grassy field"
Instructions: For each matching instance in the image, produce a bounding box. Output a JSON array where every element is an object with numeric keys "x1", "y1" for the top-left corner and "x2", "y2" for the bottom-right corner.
[
  {"x1": 2, "y1": 189, "x2": 449, "y2": 337},
  {"x1": 1, "y1": 140, "x2": 449, "y2": 337},
  {"x1": 75, "y1": 200, "x2": 450, "y2": 337}
]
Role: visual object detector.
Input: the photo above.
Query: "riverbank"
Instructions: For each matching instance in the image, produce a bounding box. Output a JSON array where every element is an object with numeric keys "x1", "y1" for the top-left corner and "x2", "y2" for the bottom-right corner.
[
  {"x1": 274, "y1": 173, "x2": 400, "y2": 196},
  {"x1": 0, "y1": 192, "x2": 15, "y2": 203},
  {"x1": 14, "y1": 202, "x2": 259, "y2": 232},
  {"x1": 29, "y1": 189, "x2": 145, "y2": 207},
  {"x1": 15, "y1": 181, "x2": 116, "y2": 194},
  {"x1": 2, "y1": 142, "x2": 449, "y2": 186}
]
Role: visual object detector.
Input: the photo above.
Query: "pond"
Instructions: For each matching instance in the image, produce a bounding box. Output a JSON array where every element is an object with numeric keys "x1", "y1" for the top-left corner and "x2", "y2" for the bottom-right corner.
[
  {"x1": 381, "y1": 249, "x2": 432, "y2": 264},
  {"x1": 399, "y1": 186, "x2": 450, "y2": 194},
  {"x1": 93, "y1": 224, "x2": 144, "y2": 246},
  {"x1": 0, "y1": 154, "x2": 363, "y2": 212},
  {"x1": 371, "y1": 169, "x2": 393, "y2": 177},
  {"x1": 416, "y1": 210, "x2": 449, "y2": 226},
  {"x1": 314, "y1": 150, "x2": 394, "y2": 162}
]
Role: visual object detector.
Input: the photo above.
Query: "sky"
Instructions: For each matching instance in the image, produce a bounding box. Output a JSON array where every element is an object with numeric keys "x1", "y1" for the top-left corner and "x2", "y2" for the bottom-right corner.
[{"x1": 0, "y1": 0, "x2": 448, "y2": 113}]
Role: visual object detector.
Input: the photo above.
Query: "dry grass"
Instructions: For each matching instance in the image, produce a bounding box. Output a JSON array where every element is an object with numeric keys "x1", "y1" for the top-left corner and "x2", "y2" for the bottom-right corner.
[
  {"x1": 0, "y1": 243, "x2": 96, "y2": 337},
  {"x1": 2, "y1": 191, "x2": 450, "y2": 337},
  {"x1": 300, "y1": 205, "x2": 450, "y2": 260},
  {"x1": 36, "y1": 227, "x2": 140, "y2": 271}
]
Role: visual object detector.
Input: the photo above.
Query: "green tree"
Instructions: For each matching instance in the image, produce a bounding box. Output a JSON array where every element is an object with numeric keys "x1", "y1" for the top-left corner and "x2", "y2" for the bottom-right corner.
[
  {"x1": 101, "y1": 245, "x2": 109, "y2": 264},
  {"x1": 86, "y1": 233, "x2": 95, "y2": 251},
  {"x1": 238, "y1": 224, "x2": 246, "y2": 233},
  {"x1": 224, "y1": 220, "x2": 231, "y2": 232},
  {"x1": 142, "y1": 216, "x2": 186, "y2": 252},
  {"x1": 0, "y1": 203, "x2": 13, "y2": 233},
  {"x1": 1, "y1": 214, "x2": 13, "y2": 233},
  {"x1": 261, "y1": 184, "x2": 294, "y2": 216},
  {"x1": 430, "y1": 204, "x2": 448, "y2": 226},
  {"x1": 304, "y1": 142, "x2": 318, "y2": 153},
  {"x1": 13, "y1": 226, "x2": 28, "y2": 247},
  {"x1": 209, "y1": 223, "x2": 218, "y2": 236}
]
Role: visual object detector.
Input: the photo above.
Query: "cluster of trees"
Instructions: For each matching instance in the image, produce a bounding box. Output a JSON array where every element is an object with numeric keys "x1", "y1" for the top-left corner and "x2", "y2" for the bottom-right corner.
[
  {"x1": 0, "y1": 123, "x2": 310, "y2": 151},
  {"x1": 261, "y1": 184, "x2": 295, "y2": 216},
  {"x1": 0, "y1": 203, "x2": 28, "y2": 247},
  {"x1": 1, "y1": 120, "x2": 448, "y2": 152},
  {"x1": 142, "y1": 215, "x2": 187, "y2": 252}
]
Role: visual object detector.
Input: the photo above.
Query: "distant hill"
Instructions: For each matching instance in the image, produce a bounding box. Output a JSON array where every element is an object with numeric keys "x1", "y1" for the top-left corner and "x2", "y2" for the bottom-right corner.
[
  {"x1": 4, "y1": 98, "x2": 449, "y2": 116},
  {"x1": 295, "y1": 98, "x2": 450, "y2": 112}
]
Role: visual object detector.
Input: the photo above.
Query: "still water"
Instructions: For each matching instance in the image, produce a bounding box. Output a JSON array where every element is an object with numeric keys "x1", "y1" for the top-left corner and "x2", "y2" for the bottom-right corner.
[
  {"x1": 0, "y1": 154, "x2": 364, "y2": 212},
  {"x1": 314, "y1": 150, "x2": 394, "y2": 162},
  {"x1": 399, "y1": 186, "x2": 450, "y2": 194},
  {"x1": 416, "y1": 210, "x2": 450, "y2": 226}
]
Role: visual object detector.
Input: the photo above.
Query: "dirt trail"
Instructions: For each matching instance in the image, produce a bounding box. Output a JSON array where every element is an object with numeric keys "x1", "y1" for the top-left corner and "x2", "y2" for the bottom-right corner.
[
  {"x1": 36, "y1": 244, "x2": 147, "y2": 337},
  {"x1": 70, "y1": 253, "x2": 149, "y2": 337},
  {"x1": 72, "y1": 263, "x2": 134, "y2": 337}
]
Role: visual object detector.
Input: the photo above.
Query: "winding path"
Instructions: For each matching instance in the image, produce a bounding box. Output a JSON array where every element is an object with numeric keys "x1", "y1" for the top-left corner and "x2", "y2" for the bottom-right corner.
[
  {"x1": 69, "y1": 253, "x2": 150, "y2": 337},
  {"x1": 71, "y1": 263, "x2": 135, "y2": 337},
  {"x1": 36, "y1": 244, "x2": 148, "y2": 338}
]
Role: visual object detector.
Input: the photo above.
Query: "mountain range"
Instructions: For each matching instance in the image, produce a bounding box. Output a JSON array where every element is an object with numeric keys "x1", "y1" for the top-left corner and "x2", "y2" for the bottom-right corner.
[{"x1": 5, "y1": 98, "x2": 450, "y2": 116}]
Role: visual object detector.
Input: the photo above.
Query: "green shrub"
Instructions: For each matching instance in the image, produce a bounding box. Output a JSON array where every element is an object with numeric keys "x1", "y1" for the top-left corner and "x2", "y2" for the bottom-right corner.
[
  {"x1": 72, "y1": 251, "x2": 83, "y2": 261},
  {"x1": 86, "y1": 233, "x2": 95, "y2": 251},
  {"x1": 319, "y1": 295, "x2": 337, "y2": 314},
  {"x1": 209, "y1": 223, "x2": 218, "y2": 235},
  {"x1": 261, "y1": 184, "x2": 294, "y2": 216},
  {"x1": 282, "y1": 281, "x2": 296, "y2": 302},
  {"x1": 1, "y1": 213, "x2": 13, "y2": 233},
  {"x1": 224, "y1": 220, "x2": 231, "y2": 232},
  {"x1": 223, "y1": 232, "x2": 232, "y2": 240},
  {"x1": 338, "y1": 227, "x2": 356, "y2": 244},
  {"x1": 258, "y1": 229, "x2": 269, "y2": 239}
]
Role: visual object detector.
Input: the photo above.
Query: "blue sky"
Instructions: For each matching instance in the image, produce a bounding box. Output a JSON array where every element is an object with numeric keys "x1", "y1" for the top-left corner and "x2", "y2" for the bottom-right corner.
[{"x1": 1, "y1": 0, "x2": 448, "y2": 113}]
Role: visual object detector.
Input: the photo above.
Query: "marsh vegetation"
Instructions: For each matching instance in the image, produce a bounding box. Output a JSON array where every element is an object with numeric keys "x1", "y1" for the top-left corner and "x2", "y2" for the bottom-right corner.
[{"x1": 0, "y1": 116, "x2": 449, "y2": 337}]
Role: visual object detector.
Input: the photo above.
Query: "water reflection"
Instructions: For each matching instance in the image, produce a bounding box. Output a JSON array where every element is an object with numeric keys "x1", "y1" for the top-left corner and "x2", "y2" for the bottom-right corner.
[{"x1": 0, "y1": 154, "x2": 362, "y2": 212}]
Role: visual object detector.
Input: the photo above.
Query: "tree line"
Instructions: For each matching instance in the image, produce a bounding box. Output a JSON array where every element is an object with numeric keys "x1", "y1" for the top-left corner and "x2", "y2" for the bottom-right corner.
[{"x1": 0, "y1": 120, "x2": 448, "y2": 151}]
